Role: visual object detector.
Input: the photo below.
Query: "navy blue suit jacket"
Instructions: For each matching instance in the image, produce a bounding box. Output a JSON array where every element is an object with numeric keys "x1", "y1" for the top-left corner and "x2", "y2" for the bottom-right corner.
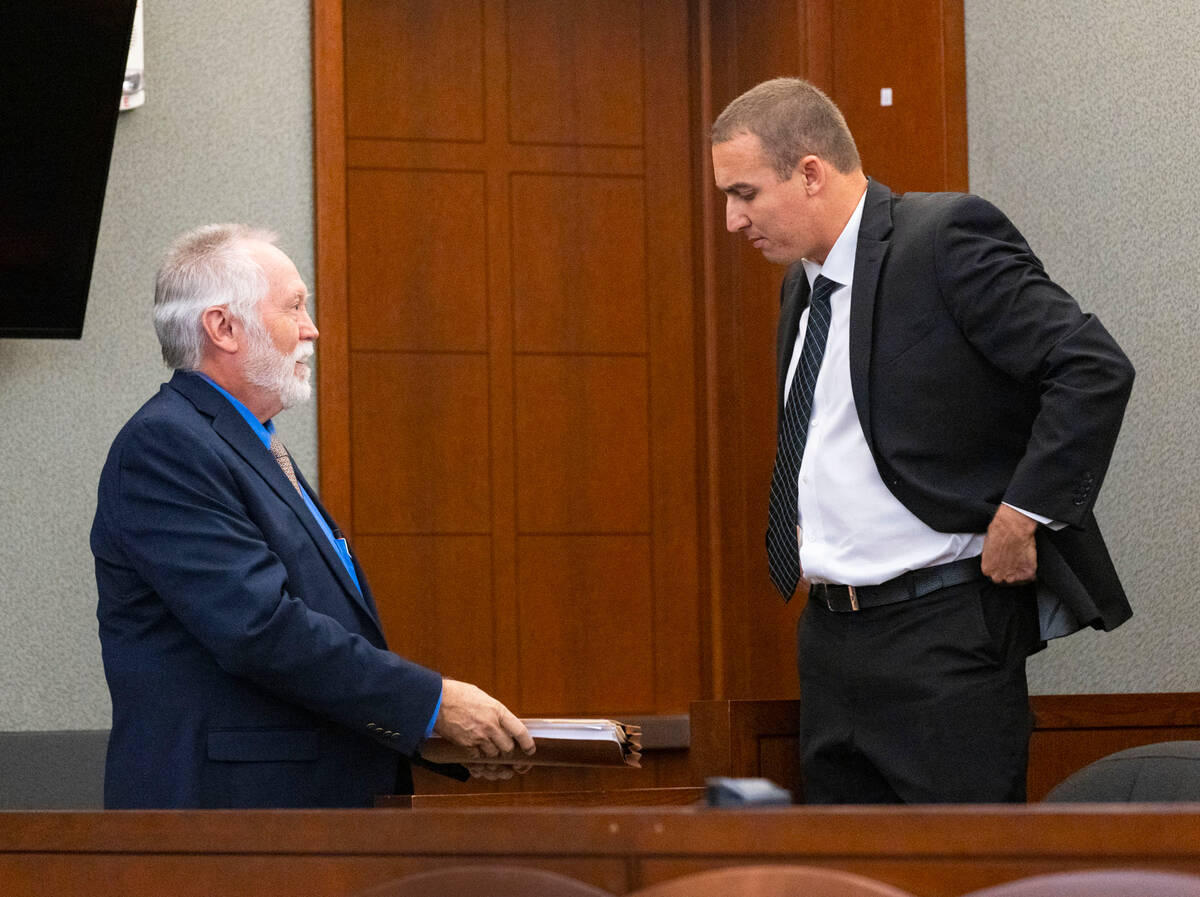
[{"x1": 92, "y1": 371, "x2": 444, "y2": 808}]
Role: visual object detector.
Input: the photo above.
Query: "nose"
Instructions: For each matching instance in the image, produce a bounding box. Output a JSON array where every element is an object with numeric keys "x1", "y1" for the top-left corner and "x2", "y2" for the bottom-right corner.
[
  {"x1": 300, "y1": 306, "x2": 319, "y2": 341},
  {"x1": 725, "y1": 198, "x2": 749, "y2": 233}
]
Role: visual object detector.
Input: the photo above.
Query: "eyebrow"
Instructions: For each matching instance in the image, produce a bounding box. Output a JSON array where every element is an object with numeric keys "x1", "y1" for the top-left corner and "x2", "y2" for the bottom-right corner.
[{"x1": 720, "y1": 182, "x2": 755, "y2": 195}]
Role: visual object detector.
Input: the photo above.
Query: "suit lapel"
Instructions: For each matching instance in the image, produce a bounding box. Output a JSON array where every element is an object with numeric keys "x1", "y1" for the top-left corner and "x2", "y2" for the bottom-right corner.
[
  {"x1": 849, "y1": 178, "x2": 895, "y2": 446},
  {"x1": 169, "y1": 372, "x2": 385, "y2": 639},
  {"x1": 292, "y1": 463, "x2": 385, "y2": 629}
]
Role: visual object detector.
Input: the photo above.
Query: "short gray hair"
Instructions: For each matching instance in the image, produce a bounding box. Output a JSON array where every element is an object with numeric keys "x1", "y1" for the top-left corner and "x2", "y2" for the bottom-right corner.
[
  {"x1": 711, "y1": 77, "x2": 861, "y2": 179},
  {"x1": 153, "y1": 223, "x2": 279, "y2": 370}
]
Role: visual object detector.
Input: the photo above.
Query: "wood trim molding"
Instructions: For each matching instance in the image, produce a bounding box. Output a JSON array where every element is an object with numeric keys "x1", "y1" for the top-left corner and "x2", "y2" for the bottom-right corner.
[
  {"x1": 7, "y1": 805, "x2": 1200, "y2": 897},
  {"x1": 1030, "y1": 692, "x2": 1200, "y2": 730},
  {"x1": 804, "y1": 0, "x2": 833, "y2": 89},
  {"x1": 623, "y1": 714, "x2": 691, "y2": 750},
  {"x1": 311, "y1": 0, "x2": 353, "y2": 528},
  {"x1": 941, "y1": 0, "x2": 969, "y2": 191},
  {"x1": 695, "y1": 0, "x2": 726, "y2": 701}
]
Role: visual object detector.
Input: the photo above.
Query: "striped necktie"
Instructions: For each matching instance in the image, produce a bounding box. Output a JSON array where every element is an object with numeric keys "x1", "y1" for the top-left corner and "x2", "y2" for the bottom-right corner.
[{"x1": 766, "y1": 274, "x2": 838, "y2": 599}]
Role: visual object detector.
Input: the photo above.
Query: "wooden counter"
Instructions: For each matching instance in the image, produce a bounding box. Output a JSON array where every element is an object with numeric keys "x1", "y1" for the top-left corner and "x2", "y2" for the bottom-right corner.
[{"x1": 3, "y1": 805, "x2": 1200, "y2": 897}]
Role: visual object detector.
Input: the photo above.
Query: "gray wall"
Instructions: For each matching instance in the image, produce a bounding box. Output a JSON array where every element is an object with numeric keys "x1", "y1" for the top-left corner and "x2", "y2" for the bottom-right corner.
[
  {"x1": 0, "y1": 0, "x2": 315, "y2": 730},
  {"x1": 1, "y1": 2, "x2": 1197, "y2": 731},
  {"x1": 965, "y1": 0, "x2": 1200, "y2": 692}
]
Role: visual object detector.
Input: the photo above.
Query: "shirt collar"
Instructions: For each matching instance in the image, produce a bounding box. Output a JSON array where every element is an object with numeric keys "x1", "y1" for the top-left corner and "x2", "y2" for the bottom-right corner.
[
  {"x1": 802, "y1": 186, "x2": 868, "y2": 291},
  {"x1": 196, "y1": 373, "x2": 276, "y2": 449}
]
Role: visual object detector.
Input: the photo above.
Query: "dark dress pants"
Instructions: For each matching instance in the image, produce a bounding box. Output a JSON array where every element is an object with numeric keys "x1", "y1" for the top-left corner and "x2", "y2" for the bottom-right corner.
[{"x1": 797, "y1": 577, "x2": 1041, "y2": 804}]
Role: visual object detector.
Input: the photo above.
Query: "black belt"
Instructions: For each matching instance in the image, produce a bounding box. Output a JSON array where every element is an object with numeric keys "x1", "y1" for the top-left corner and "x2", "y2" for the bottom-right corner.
[{"x1": 808, "y1": 556, "x2": 983, "y2": 613}]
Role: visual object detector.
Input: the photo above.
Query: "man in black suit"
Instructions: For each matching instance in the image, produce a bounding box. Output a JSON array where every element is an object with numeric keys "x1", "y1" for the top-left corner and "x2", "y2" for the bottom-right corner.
[{"x1": 711, "y1": 78, "x2": 1134, "y2": 803}]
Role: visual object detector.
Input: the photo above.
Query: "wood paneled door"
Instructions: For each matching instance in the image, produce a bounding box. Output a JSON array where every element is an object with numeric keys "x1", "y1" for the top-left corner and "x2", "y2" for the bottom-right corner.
[
  {"x1": 314, "y1": 0, "x2": 703, "y2": 718},
  {"x1": 315, "y1": 0, "x2": 969, "y2": 724}
]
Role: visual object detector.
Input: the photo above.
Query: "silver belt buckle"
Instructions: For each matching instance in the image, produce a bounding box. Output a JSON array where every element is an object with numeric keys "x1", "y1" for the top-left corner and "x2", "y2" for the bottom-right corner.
[{"x1": 847, "y1": 585, "x2": 859, "y2": 611}]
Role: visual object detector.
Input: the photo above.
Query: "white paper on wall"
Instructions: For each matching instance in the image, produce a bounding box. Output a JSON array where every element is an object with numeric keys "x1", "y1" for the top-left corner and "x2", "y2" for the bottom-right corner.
[{"x1": 120, "y1": 0, "x2": 144, "y2": 111}]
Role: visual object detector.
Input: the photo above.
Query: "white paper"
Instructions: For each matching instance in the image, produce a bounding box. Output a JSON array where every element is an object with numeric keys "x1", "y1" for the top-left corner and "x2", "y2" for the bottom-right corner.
[{"x1": 120, "y1": 0, "x2": 145, "y2": 111}]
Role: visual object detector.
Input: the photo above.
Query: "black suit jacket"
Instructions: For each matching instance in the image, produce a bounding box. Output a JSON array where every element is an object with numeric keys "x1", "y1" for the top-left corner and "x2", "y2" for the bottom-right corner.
[{"x1": 776, "y1": 179, "x2": 1135, "y2": 637}]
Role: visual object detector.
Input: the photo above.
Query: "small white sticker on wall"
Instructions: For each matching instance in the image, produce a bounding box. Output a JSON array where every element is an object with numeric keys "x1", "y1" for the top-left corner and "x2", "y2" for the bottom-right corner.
[{"x1": 880, "y1": 87, "x2": 893, "y2": 107}]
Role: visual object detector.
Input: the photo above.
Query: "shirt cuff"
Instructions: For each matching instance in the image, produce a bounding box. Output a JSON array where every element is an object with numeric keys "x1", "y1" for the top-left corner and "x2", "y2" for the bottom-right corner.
[
  {"x1": 1002, "y1": 502, "x2": 1066, "y2": 531},
  {"x1": 423, "y1": 683, "x2": 443, "y2": 739}
]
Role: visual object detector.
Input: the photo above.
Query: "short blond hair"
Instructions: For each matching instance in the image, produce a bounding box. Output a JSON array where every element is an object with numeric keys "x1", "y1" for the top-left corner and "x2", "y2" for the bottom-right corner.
[{"x1": 711, "y1": 77, "x2": 861, "y2": 179}]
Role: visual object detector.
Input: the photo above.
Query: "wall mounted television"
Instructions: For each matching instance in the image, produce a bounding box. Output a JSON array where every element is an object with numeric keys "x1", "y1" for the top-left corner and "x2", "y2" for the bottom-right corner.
[{"x1": 0, "y1": 0, "x2": 138, "y2": 339}]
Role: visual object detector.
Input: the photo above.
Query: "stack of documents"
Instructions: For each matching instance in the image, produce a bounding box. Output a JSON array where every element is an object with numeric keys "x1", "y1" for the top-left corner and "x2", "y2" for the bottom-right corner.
[{"x1": 419, "y1": 718, "x2": 642, "y2": 768}]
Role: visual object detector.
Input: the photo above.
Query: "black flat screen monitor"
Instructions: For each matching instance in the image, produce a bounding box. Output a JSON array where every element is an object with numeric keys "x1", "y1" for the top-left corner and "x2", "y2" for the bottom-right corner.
[{"x1": 0, "y1": 0, "x2": 137, "y2": 339}]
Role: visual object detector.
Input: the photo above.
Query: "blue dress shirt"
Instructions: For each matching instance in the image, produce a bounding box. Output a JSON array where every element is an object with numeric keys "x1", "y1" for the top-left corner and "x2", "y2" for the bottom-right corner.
[{"x1": 196, "y1": 375, "x2": 441, "y2": 736}]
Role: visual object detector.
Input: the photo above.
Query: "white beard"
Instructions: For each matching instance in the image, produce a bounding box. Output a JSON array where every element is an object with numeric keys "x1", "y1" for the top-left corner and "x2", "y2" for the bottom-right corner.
[{"x1": 243, "y1": 325, "x2": 313, "y2": 410}]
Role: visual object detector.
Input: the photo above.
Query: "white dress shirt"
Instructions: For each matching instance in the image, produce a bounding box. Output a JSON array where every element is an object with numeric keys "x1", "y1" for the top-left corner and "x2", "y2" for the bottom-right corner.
[{"x1": 784, "y1": 190, "x2": 985, "y2": 586}]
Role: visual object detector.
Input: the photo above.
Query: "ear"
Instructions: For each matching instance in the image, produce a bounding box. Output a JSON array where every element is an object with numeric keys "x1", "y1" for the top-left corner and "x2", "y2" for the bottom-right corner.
[
  {"x1": 200, "y1": 305, "x2": 240, "y2": 356},
  {"x1": 798, "y1": 155, "x2": 825, "y2": 194}
]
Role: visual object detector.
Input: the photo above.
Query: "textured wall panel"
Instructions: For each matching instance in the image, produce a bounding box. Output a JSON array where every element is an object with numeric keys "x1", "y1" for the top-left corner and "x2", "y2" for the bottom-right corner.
[
  {"x1": 0, "y1": 0, "x2": 315, "y2": 730},
  {"x1": 516, "y1": 535, "x2": 655, "y2": 712},
  {"x1": 348, "y1": 169, "x2": 489, "y2": 352},
  {"x1": 514, "y1": 355, "x2": 651, "y2": 533},
  {"x1": 350, "y1": 353, "x2": 492, "y2": 534},
  {"x1": 510, "y1": 174, "x2": 647, "y2": 354},
  {"x1": 353, "y1": 534, "x2": 494, "y2": 688},
  {"x1": 965, "y1": 0, "x2": 1200, "y2": 692},
  {"x1": 344, "y1": 0, "x2": 485, "y2": 141},
  {"x1": 507, "y1": 0, "x2": 644, "y2": 146}
]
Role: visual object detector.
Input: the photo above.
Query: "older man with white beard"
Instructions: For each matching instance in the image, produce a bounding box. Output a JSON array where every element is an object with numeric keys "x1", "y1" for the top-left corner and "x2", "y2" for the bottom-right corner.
[{"x1": 92, "y1": 224, "x2": 533, "y2": 809}]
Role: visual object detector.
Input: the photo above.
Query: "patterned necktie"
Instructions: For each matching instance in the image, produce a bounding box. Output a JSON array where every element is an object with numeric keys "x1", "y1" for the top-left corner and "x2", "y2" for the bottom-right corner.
[
  {"x1": 766, "y1": 274, "x2": 838, "y2": 599},
  {"x1": 269, "y1": 433, "x2": 303, "y2": 496}
]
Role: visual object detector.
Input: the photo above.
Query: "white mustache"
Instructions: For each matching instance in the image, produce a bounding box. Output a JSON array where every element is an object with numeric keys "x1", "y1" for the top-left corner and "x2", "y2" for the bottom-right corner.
[{"x1": 293, "y1": 342, "x2": 314, "y2": 363}]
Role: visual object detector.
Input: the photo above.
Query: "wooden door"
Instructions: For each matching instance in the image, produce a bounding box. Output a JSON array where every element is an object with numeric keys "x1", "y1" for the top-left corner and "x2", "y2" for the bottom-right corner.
[
  {"x1": 315, "y1": 0, "x2": 969, "y2": 723},
  {"x1": 315, "y1": 0, "x2": 704, "y2": 719},
  {"x1": 810, "y1": 0, "x2": 968, "y2": 193}
]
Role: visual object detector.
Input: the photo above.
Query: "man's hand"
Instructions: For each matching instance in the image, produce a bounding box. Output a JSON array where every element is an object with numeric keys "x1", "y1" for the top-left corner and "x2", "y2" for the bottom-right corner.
[
  {"x1": 981, "y1": 504, "x2": 1039, "y2": 584},
  {"x1": 434, "y1": 679, "x2": 535, "y2": 761}
]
